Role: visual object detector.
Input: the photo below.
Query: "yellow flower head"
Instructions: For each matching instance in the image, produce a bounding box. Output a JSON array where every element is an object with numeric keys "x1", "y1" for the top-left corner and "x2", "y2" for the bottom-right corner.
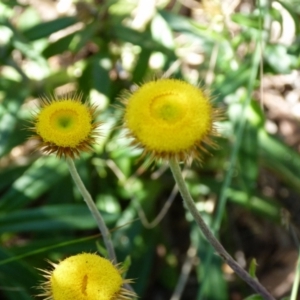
[
  {"x1": 122, "y1": 79, "x2": 219, "y2": 162},
  {"x1": 30, "y1": 94, "x2": 100, "y2": 158},
  {"x1": 38, "y1": 253, "x2": 136, "y2": 300}
]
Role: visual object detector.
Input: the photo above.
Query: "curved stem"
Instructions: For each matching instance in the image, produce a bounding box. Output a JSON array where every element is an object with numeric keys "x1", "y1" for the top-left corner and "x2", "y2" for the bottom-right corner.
[
  {"x1": 171, "y1": 245, "x2": 197, "y2": 300},
  {"x1": 135, "y1": 184, "x2": 178, "y2": 229},
  {"x1": 169, "y1": 159, "x2": 275, "y2": 300},
  {"x1": 66, "y1": 157, "x2": 117, "y2": 263}
]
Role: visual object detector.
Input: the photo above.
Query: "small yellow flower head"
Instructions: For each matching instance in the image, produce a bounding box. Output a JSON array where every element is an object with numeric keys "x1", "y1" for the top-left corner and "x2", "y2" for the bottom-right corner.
[
  {"x1": 123, "y1": 79, "x2": 219, "y2": 163},
  {"x1": 30, "y1": 94, "x2": 100, "y2": 158},
  {"x1": 39, "y1": 253, "x2": 136, "y2": 300}
]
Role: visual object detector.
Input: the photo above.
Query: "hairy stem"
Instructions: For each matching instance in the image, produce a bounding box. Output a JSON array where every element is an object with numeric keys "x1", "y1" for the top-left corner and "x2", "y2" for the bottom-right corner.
[
  {"x1": 169, "y1": 159, "x2": 275, "y2": 300},
  {"x1": 66, "y1": 157, "x2": 117, "y2": 263}
]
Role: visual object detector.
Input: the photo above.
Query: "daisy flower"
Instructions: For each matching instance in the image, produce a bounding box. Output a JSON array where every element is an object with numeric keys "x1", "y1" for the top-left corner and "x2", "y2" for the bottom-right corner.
[
  {"x1": 38, "y1": 253, "x2": 136, "y2": 300},
  {"x1": 122, "y1": 79, "x2": 219, "y2": 163},
  {"x1": 31, "y1": 94, "x2": 100, "y2": 158}
]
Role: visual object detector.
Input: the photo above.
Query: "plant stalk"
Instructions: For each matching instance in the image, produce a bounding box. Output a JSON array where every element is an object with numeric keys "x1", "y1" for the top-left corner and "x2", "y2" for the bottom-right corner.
[
  {"x1": 66, "y1": 157, "x2": 117, "y2": 263},
  {"x1": 169, "y1": 159, "x2": 275, "y2": 300}
]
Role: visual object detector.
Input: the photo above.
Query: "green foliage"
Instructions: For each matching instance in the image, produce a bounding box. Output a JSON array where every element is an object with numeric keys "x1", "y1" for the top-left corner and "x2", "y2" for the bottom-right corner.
[{"x1": 1, "y1": 0, "x2": 300, "y2": 299}]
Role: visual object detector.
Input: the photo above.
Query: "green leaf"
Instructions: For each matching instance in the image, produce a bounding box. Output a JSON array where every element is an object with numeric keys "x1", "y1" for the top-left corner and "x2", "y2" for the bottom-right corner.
[
  {"x1": 0, "y1": 156, "x2": 68, "y2": 212},
  {"x1": 151, "y1": 12, "x2": 174, "y2": 50},
  {"x1": 0, "y1": 248, "x2": 37, "y2": 300},
  {"x1": 110, "y1": 23, "x2": 175, "y2": 57},
  {"x1": 0, "y1": 89, "x2": 27, "y2": 157},
  {"x1": 276, "y1": 0, "x2": 300, "y2": 34},
  {"x1": 113, "y1": 201, "x2": 157, "y2": 296},
  {"x1": 243, "y1": 295, "x2": 264, "y2": 300},
  {"x1": 121, "y1": 255, "x2": 132, "y2": 275},
  {"x1": 0, "y1": 204, "x2": 118, "y2": 233},
  {"x1": 69, "y1": 22, "x2": 99, "y2": 53},
  {"x1": 22, "y1": 16, "x2": 77, "y2": 41},
  {"x1": 0, "y1": 165, "x2": 28, "y2": 192},
  {"x1": 16, "y1": 6, "x2": 41, "y2": 30},
  {"x1": 42, "y1": 70, "x2": 71, "y2": 93},
  {"x1": 132, "y1": 49, "x2": 152, "y2": 84},
  {"x1": 226, "y1": 188, "x2": 280, "y2": 221},
  {"x1": 78, "y1": 54, "x2": 111, "y2": 96},
  {"x1": 259, "y1": 130, "x2": 300, "y2": 194},
  {"x1": 231, "y1": 13, "x2": 261, "y2": 29},
  {"x1": 42, "y1": 32, "x2": 76, "y2": 58},
  {"x1": 159, "y1": 10, "x2": 224, "y2": 41},
  {"x1": 264, "y1": 44, "x2": 298, "y2": 74},
  {"x1": 214, "y1": 64, "x2": 252, "y2": 98},
  {"x1": 249, "y1": 258, "x2": 257, "y2": 278},
  {"x1": 238, "y1": 101, "x2": 264, "y2": 195}
]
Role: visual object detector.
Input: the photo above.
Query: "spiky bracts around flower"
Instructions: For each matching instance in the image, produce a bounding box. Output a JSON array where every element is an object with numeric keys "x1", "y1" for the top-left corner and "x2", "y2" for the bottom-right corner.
[
  {"x1": 37, "y1": 253, "x2": 136, "y2": 300},
  {"x1": 122, "y1": 79, "x2": 220, "y2": 163},
  {"x1": 30, "y1": 94, "x2": 100, "y2": 158}
]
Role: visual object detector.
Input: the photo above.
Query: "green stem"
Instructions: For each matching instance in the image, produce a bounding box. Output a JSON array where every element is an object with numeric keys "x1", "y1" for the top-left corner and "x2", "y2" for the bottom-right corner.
[
  {"x1": 290, "y1": 226, "x2": 300, "y2": 300},
  {"x1": 291, "y1": 251, "x2": 300, "y2": 300},
  {"x1": 66, "y1": 157, "x2": 117, "y2": 263},
  {"x1": 169, "y1": 159, "x2": 275, "y2": 300}
]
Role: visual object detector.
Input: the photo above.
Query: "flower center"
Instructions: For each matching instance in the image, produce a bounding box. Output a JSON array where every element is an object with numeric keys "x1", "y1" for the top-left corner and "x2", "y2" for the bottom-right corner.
[
  {"x1": 150, "y1": 94, "x2": 185, "y2": 123},
  {"x1": 51, "y1": 110, "x2": 77, "y2": 131}
]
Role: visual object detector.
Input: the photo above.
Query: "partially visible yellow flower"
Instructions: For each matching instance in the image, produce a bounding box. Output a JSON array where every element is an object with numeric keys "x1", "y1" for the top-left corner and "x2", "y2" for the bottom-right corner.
[
  {"x1": 122, "y1": 79, "x2": 219, "y2": 162},
  {"x1": 38, "y1": 253, "x2": 136, "y2": 300},
  {"x1": 30, "y1": 94, "x2": 100, "y2": 158}
]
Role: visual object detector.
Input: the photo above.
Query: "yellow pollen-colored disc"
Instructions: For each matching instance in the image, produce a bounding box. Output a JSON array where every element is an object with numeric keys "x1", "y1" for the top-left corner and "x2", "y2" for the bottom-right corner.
[
  {"x1": 36, "y1": 100, "x2": 92, "y2": 148},
  {"x1": 125, "y1": 79, "x2": 212, "y2": 154},
  {"x1": 50, "y1": 253, "x2": 123, "y2": 300}
]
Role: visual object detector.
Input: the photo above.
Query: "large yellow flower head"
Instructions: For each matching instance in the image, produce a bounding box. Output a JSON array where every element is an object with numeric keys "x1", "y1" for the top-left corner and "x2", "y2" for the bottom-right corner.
[
  {"x1": 123, "y1": 79, "x2": 219, "y2": 162},
  {"x1": 39, "y1": 253, "x2": 136, "y2": 300},
  {"x1": 31, "y1": 94, "x2": 100, "y2": 158}
]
